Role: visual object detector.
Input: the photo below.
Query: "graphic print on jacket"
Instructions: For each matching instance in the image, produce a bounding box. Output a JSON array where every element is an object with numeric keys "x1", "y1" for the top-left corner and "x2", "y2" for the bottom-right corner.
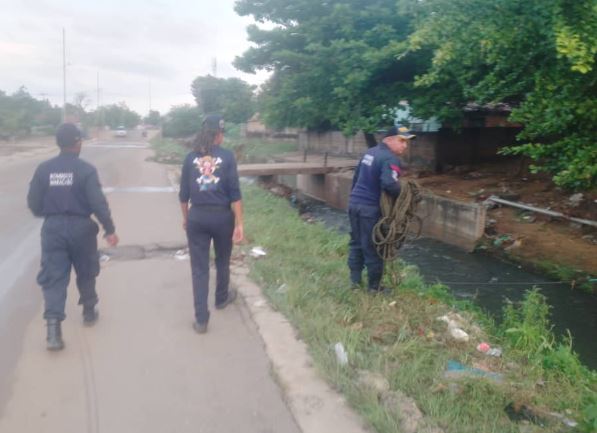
[{"x1": 193, "y1": 155, "x2": 223, "y2": 191}]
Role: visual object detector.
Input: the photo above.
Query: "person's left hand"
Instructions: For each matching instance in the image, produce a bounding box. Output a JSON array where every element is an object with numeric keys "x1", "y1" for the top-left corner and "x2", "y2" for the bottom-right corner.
[{"x1": 233, "y1": 225, "x2": 244, "y2": 244}]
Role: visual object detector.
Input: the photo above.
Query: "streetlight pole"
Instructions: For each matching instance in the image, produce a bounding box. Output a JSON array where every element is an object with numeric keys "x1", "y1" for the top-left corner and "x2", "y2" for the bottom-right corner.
[{"x1": 62, "y1": 28, "x2": 67, "y2": 122}]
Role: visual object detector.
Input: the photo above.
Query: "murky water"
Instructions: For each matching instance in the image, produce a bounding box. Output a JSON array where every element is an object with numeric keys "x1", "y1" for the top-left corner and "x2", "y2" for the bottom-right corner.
[{"x1": 300, "y1": 198, "x2": 597, "y2": 370}]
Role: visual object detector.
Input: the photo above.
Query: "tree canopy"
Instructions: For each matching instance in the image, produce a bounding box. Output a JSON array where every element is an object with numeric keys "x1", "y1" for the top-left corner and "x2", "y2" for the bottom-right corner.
[
  {"x1": 0, "y1": 87, "x2": 61, "y2": 138},
  {"x1": 235, "y1": 0, "x2": 597, "y2": 189},
  {"x1": 162, "y1": 104, "x2": 203, "y2": 138},
  {"x1": 191, "y1": 75, "x2": 256, "y2": 123}
]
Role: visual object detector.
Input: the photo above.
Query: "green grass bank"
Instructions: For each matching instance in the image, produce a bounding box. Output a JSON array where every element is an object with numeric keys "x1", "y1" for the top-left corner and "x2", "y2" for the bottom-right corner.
[{"x1": 241, "y1": 184, "x2": 597, "y2": 433}]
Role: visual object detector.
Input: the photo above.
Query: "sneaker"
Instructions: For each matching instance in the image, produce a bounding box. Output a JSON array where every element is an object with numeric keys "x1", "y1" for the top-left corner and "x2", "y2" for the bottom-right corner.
[
  {"x1": 83, "y1": 306, "x2": 99, "y2": 327},
  {"x1": 215, "y1": 288, "x2": 238, "y2": 310},
  {"x1": 193, "y1": 322, "x2": 208, "y2": 334}
]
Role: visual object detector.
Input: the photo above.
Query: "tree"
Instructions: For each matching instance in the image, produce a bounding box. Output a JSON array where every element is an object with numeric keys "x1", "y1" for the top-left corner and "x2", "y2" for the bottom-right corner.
[
  {"x1": 0, "y1": 87, "x2": 61, "y2": 138},
  {"x1": 144, "y1": 110, "x2": 161, "y2": 126},
  {"x1": 405, "y1": 0, "x2": 596, "y2": 189},
  {"x1": 191, "y1": 75, "x2": 256, "y2": 123},
  {"x1": 234, "y1": 0, "x2": 424, "y2": 138},
  {"x1": 162, "y1": 105, "x2": 202, "y2": 138},
  {"x1": 94, "y1": 103, "x2": 141, "y2": 129}
]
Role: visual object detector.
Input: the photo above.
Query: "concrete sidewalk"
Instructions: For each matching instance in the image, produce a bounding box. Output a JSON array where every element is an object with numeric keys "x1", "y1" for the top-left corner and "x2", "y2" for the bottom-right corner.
[{"x1": 0, "y1": 145, "x2": 300, "y2": 433}]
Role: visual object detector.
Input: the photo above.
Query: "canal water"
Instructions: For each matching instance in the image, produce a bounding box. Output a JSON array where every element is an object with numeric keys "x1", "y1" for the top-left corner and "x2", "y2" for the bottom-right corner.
[{"x1": 299, "y1": 198, "x2": 597, "y2": 370}]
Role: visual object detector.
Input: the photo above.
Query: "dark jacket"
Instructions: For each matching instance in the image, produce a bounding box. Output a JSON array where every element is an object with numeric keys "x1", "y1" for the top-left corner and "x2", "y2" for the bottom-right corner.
[
  {"x1": 349, "y1": 142, "x2": 403, "y2": 208},
  {"x1": 179, "y1": 147, "x2": 242, "y2": 209},
  {"x1": 27, "y1": 152, "x2": 115, "y2": 235}
]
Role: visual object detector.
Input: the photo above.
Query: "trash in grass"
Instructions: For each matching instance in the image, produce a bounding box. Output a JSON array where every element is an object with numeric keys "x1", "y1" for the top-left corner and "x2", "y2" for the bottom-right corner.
[
  {"x1": 449, "y1": 327, "x2": 470, "y2": 342},
  {"x1": 276, "y1": 283, "x2": 288, "y2": 294},
  {"x1": 476, "y1": 342, "x2": 503, "y2": 357},
  {"x1": 444, "y1": 360, "x2": 503, "y2": 383},
  {"x1": 334, "y1": 342, "x2": 349, "y2": 366},
  {"x1": 250, "y1": 246, "x2": 267, "y2": 258}
]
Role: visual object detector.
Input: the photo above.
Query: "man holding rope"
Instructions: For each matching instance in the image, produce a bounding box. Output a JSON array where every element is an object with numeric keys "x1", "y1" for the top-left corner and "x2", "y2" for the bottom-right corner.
[{"x1": 347, "y1": 125, "x2": 415, "y2": 293}]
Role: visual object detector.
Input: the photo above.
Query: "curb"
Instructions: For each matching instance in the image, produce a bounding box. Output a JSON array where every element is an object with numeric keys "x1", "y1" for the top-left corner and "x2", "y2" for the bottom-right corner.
[{"x1": 231, "y1": 265, "x2": 371, "y2": 433}]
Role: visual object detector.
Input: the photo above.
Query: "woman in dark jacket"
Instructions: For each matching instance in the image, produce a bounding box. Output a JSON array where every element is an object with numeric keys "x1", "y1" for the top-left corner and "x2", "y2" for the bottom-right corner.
[{"x1": 179, "y1": 114, "x2": 244, "y2": 334}]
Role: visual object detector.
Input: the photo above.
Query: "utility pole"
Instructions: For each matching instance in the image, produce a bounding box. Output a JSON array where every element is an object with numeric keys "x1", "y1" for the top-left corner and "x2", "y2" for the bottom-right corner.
[
  {"x1": 148, "y1": 80, "x2": 152, "y2": 114},
  {"x1": 62, "y1": 28, "x2": 67, "y2": 122},
  {"x1": 211, "y1": 57, "x2": 217, "y2": 77},
  {"x1": 96, "y1": 71, "x2": 100, "y2": 110}
]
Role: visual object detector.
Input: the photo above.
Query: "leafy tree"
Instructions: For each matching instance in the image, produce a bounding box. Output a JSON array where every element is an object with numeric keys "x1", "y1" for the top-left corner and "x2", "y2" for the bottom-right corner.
[
  {"x1": 191, "y1": 75, "x2": 256, "y2": 123},
  {"x1": 405, "y1": 0, "x2": 596, "y2": 189},
  {"x1": 0, "y1": 87, "x2": 61, "y2": 138},
  {"x1": 162, "y1": 104, "x2": 202, "y2": 138},
  {"x1": 93, "y1": 103, "x2": 141, "y2": 129},
  {"x1": 234, "y1": 0, "x2": 424, "y2": 140},
  {"x1": 144, "y1": 110, "x2": 161, "y2": 126}
]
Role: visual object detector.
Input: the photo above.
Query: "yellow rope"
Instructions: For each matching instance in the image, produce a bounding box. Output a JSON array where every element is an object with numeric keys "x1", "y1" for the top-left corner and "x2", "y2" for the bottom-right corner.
[{"x1": 372, "y1": 179, "x2": 423, "y2": 261}]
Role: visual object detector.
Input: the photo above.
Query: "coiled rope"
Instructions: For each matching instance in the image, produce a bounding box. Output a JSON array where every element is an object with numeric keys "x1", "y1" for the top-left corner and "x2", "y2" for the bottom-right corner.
[{"x1": 372, "y1": 179, "x2": 423, "y2": 261}]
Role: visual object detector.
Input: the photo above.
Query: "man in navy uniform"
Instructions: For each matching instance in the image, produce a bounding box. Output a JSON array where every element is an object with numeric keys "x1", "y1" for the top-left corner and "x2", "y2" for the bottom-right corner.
[
  {"x1": 27, "y1": 123, "x2": 119, "y2": 351},
  {"x1": 348, "y1": 125, "x2": 415, "y2": 293},
  {"x1": 179, "y1": 114, "x2": 244, "y2": 334}
]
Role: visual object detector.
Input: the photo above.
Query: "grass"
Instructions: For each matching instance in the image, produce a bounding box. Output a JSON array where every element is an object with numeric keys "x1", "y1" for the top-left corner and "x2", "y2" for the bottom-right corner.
[
  {"x1": 149, "y1": 129, "x2": 298, "y2": 165},
  {"x1": 241, "y1": 184, "x2": 597, "y2": 433}
]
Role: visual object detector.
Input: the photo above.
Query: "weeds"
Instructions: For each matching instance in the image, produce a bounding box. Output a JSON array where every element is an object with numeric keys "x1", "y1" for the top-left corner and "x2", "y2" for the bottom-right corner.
[{"x1": 242, "y1": 184, "x2": 597, "y2": 433}]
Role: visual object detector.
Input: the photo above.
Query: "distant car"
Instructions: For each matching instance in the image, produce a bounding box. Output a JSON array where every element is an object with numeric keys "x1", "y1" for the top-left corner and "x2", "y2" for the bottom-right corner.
[{"x1": 114, "y1": 126, "x2": 127, "y2": 137}]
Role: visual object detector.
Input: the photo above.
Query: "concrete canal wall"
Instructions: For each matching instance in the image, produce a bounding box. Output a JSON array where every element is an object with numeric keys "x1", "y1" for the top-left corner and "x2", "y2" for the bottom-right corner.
[{"x1": 276, "y1": 171, "x2": 486, "y2": 251}]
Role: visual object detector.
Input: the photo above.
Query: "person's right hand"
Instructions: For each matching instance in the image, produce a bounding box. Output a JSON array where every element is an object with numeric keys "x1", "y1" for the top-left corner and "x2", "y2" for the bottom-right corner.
[{"x1": 106, "y1": 233, "x2": 119, "y2": 247}]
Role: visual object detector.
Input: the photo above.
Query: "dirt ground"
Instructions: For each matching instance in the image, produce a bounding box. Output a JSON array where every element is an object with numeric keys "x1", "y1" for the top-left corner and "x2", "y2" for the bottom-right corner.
[{"x1": 412, "y1": 159, "x2": 597, "y2": 278}]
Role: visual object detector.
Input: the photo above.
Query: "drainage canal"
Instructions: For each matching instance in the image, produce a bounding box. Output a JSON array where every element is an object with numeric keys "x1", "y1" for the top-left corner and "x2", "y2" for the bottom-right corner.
[{"x1": 298, "y1": 197, "x2": 597, "y2": 370}]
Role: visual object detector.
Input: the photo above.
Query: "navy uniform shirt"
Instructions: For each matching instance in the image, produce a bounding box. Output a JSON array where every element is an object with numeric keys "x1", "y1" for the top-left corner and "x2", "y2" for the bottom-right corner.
[
  {"x1": 179, "y1": 146, "x2": 242, "y2": 210},
  {"x1": 349, "y1": 142, "x2": 403, "y2": 208},
  {"x1": 27, "y1": 152, "x2": 115, "y2": 234}
]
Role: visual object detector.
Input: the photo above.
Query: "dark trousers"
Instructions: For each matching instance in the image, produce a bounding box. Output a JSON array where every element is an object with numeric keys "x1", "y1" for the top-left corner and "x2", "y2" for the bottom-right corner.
[
  {"x1": 186, "y1": 208, "x2": 234, "y2": 324},
  {"x1": 347, "y1": 204, "x2": 383, "y2": 290},
  {"x1": 37, "y1": 216, "x2": 100, "y2": 321}
]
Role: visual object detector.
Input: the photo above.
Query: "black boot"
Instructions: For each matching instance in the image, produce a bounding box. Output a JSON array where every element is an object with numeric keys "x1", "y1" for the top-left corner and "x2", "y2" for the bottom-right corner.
[
  {"x1": 83, "y1": 305, "x2": 98, "y2": 327},
  {"x1": 46, "y1": 319, "x2": 64, "y2": 351}
]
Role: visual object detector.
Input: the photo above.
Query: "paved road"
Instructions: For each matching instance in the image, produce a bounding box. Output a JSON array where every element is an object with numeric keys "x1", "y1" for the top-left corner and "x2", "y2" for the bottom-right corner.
[{"x1": 0, "y1": 140, "x2": 300, "y2": 433}]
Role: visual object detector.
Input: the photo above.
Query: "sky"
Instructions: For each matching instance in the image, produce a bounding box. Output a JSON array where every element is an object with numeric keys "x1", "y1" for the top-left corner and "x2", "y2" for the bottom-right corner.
[{"x1": 0, "y1": 0, "x2": 269, "y2": 116}]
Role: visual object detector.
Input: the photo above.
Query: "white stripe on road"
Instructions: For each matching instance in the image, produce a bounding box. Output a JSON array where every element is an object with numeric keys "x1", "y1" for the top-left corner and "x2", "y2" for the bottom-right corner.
[
  {"x1": 86, "y1": 143, "x2": 149, "y2": 149},
  {"x1": 102, "y1": 186, "x2": 177, "y2": 193},
  {"x1": 0, "y1": 221, "x2": 41, "y2": 303}
]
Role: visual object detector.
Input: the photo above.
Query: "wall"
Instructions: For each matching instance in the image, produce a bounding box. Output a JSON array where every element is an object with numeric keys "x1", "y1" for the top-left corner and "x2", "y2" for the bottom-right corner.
[{"x1": 276, "y1": 171, "x2": 486, "y2": 251}]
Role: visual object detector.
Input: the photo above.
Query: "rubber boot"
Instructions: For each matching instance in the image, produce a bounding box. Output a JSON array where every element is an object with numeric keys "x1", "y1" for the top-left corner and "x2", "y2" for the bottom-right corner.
[{"x1": 46, "y1": 319, "x2": 64, "y2": 351}]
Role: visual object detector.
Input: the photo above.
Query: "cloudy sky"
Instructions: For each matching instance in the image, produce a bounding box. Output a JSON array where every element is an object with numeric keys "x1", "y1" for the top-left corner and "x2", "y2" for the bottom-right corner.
[{"x1": 0, "y1": 0, "x2": 269, "y2": 115}]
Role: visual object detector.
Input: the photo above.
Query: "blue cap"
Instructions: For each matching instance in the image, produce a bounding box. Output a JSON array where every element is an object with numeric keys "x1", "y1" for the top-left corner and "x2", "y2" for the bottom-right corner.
[
  {"x1": 56, "y1": 123, "x2": 82, "y2": 148},
  {"x1": 202, "y1": 113, "x2": 225, "y2": 131},
  {"x1": 385, "y1": 125, "x2": 415, "y2": 139}
]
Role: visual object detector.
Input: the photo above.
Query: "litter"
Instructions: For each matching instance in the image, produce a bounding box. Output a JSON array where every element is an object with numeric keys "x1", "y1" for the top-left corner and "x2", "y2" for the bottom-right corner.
[
  {"x1": 334, "y1": 342, "x2": 349, "y2": 366},
  {"x1": 276, "y1": 283, "x2": 288, "y2": 294},
  {"x1": 476, "y1": 342, "x2": 502, "y2": 357},
  {"x1": 449, "y1": 327, "x2": 469, "y2": 342},
  {"x1": 389, "y1": 301, "x2": 397, "y2": 307},
  {"x1": 445, "y1": 360, "x2": 503, "y2": 383},
  {"x1": 250, "y1": 246, "x2": 267, "y2": 258},
  {"x1": 99, "y1": 254, "x2": 110, "y2": 263},
  {"x1": 174, "y1": 249, "x2": 189, "y2": 260},
  {"x1": 477, "y1": 342, "x2": 490, "y2": 353}
]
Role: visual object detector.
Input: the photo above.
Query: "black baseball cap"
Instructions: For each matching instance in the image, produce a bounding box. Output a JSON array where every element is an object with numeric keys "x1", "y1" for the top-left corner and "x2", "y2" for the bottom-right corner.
[
  {"x1": 385, "y1": 125, "x2": 416, "y2": 139},
  {"x1": 202, "y1": 113, "x2": 225, "y2": 132},
  {"x1": 56, "y1": 123, "x2": 82, "y2": 148}
]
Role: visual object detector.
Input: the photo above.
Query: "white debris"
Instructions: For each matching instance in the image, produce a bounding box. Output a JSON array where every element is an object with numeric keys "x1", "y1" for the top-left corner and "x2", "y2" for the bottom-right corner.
[
  {"x1": 253, "y1": 299, "x2": 267, "y2": 308},
  {"x1": 449, "y1": 327, "x2": 470, "y2": 342},
  {"x1": 99, "y1": 254, "x2": 110, "y2": 263},
  {"x1": 174, "y1": 249, "x2": 189, "y2": 260},
  {"x1": 276, "y1": 283, "x2": 288, "y2": 294},
  {"x1": 249, "y1": 246, "x2": 267, "y2": 258},
  {"x1": 334, "y1": 342, "x2": 349, "y2": 366},
  {"x1": 487, "y1": 347, "x2": 502, "y2": 357}
]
